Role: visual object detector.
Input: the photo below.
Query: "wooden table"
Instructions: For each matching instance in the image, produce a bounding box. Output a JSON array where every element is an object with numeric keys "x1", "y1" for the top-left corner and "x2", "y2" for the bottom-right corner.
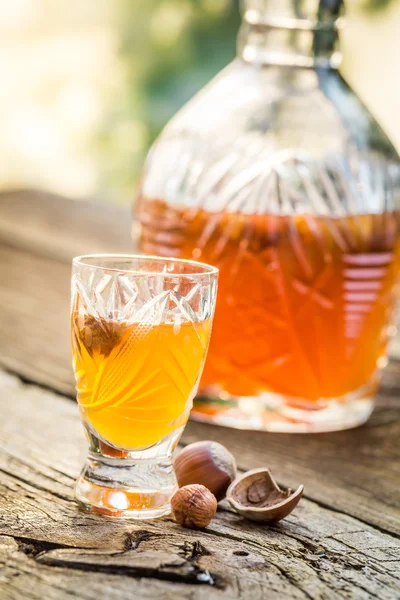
[{"x1": 0, "y1": 190, "x2": 399, "y2": 600}]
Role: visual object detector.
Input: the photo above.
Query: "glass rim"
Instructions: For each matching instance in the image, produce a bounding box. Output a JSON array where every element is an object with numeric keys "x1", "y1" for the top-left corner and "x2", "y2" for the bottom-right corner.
[{"x1": 72, "y1": 253, "x2": 219, "y2": 278}]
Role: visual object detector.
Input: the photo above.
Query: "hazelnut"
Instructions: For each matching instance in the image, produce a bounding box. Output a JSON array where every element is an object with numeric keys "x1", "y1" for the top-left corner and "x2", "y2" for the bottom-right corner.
[
  {"x1": 174, "y1": 441, "x2": 236, "y2": 501},
  {"x1": 73, "y1": 312, "x2": 126, "y2": 357},
  {"x1": 171, "y1": 484, "x2": 217, "y2": 529}
]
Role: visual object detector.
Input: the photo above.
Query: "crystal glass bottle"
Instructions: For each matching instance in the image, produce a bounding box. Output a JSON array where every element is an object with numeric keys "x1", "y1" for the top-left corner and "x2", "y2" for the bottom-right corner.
[{"x1": 135, "y1": 0, "x2": 400, "y2": 432}]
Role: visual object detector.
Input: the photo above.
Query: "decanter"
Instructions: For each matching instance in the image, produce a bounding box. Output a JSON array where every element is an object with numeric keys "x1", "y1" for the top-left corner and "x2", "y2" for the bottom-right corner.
[{"x1": 135, "y1": 0, "x2": 400, "y2": 432}]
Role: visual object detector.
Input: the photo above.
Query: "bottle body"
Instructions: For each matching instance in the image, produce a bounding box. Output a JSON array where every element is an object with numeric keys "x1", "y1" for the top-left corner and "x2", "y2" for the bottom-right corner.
[{"x1": 136, "y1": 11, "x2": 400, "y2": 432}]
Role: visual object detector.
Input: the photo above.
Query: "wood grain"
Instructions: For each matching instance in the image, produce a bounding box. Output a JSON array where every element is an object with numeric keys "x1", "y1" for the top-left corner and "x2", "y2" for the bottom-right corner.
[
  {"x1": 1, "y1": 371, "x2": 399, "y2": 600},
  {"x1": 0, "y1": 189, "x2": 132, "y2": 262}
]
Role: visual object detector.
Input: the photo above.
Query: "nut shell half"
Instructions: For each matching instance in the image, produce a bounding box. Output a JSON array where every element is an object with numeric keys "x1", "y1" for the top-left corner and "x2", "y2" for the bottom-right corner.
[{"x1": 227, "y1": 468, "x2": 303, "y2": 523}]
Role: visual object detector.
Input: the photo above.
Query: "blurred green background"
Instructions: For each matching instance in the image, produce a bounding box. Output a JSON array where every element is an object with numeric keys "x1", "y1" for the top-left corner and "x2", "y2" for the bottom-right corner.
[{"x1": 0, "y1": 0, "x2": 398, "y2": 203}]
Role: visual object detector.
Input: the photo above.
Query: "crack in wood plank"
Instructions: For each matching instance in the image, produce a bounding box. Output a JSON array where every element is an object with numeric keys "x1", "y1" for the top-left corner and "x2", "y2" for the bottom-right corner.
[{"x1": 36, "y1": 549, "x2": 223, "y2": 589}]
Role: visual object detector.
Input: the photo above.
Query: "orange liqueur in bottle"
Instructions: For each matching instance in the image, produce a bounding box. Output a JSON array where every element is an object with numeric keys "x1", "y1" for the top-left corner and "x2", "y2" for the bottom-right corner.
[{"x1": 136, "y1": 0, "x2": 400, "y2": 432}]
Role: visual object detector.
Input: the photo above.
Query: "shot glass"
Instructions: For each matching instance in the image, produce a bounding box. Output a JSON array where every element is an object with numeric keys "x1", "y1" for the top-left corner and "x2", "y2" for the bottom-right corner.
[{"x1": 71, "y1": 254, "x2": 218, "y2": 518}]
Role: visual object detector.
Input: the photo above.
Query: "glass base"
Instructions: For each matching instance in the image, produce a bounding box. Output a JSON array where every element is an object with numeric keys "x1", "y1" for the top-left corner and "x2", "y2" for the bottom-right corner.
[
  {"x1": 192, "y1": 386, "x2": 375, "y2": 433},
  {"x1": 75, "y1": 449, "x2": 177, "y2": 519}
]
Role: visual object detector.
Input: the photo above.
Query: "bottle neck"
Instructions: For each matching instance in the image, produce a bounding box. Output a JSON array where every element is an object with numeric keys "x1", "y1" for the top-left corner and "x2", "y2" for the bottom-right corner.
[{"x1": 238, "y1": 0, "x2": 343, "y2": 68}]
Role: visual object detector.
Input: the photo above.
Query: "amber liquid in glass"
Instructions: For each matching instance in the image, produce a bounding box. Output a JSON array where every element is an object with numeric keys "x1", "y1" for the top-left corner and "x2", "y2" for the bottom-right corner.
[
  {"x1": 138, "y1": 199, "x2": 400, "y2": 408},
  {"x1": 71, "y1": 312, "x2": 209, "y2": 449}
]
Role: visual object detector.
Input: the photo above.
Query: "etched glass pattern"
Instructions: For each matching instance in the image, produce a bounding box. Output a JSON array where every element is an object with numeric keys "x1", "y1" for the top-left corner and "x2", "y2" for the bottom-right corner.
[
  {"x1": 71, "y1": 254, "x2": 217, "y2": 519},
  {"x1": 136, "y1": 3, "x2": 400, "y2": 433}
]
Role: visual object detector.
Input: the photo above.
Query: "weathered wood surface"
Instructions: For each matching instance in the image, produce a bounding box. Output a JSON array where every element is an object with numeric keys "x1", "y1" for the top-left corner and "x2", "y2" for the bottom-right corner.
[
  {"x1": 0, "y1": 189, "x2": 132, "y2": 260},
  {"x1": 1, "y1": 371, "x2": 399, "y2": 600},
  {"x1": 0, "y1": 189, "x2": 132, "y2": 394},
  {"x1": 0, "y1": 190, "x2": 400, "y2": 599}
]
